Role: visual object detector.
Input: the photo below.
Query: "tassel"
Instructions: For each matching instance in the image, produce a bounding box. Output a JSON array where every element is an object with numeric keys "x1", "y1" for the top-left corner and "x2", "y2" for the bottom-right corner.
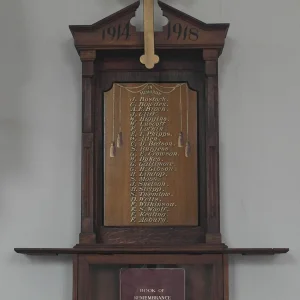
[
  {"x1": 178, "y1": 132, "x2": 184, "y2": 147},
  {"x1": 110, "y1": 142, "x2": 116, "y2": 158},
  {"x1": 117, "y1": 132, "x2": 123, "y2": 148},
  {"x1": 185, "y1": 141, "x2": 191, "y2": 158}
]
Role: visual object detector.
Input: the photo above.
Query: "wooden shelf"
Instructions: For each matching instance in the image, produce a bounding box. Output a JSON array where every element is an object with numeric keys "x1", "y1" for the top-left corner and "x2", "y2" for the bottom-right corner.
[{"x1": 14, "y1": 246, "x2": 289, "y2": 256}]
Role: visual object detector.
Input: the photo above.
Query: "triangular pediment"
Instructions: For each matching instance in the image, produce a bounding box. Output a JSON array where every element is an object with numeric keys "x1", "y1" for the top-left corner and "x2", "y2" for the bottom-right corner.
[
  {"x1": 69, "y1": 1, "x2": 229, "y2": 54},
  {"x1": 158, "y1": 1, "x2": 229, "y2": 31},
  {"x1": 69, "y1": 1, "x2": 139, "y2": 34}
]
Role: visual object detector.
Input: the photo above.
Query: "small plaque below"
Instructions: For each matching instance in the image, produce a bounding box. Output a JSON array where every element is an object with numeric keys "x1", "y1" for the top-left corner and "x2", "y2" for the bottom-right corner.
[{"x1": 120, "y1": 268, "x2": 185, "y2": 300}]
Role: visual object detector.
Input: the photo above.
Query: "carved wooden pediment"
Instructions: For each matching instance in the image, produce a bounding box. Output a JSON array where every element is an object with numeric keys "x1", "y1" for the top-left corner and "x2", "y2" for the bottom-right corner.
[{"x1": 69, "y1": 1, "x2": 229, "y2": 55}]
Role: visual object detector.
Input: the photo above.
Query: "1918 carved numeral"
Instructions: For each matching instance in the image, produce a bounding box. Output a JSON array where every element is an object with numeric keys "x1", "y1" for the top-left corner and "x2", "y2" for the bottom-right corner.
[{"x1": 166, "y1": 22, "x2": 199, "y2": 41}]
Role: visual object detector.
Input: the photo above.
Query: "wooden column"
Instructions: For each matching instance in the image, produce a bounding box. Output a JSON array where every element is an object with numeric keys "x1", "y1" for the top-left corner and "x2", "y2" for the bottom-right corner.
[
  {"x1": 223, "y1": 255, "x2": 229, "y2": 300},
  {"x1": 203, "y1": 49, "x2": 221, "y2": 244},
  {"x1": 79, "y1": 50, "x2": 96, "y2": 244}
]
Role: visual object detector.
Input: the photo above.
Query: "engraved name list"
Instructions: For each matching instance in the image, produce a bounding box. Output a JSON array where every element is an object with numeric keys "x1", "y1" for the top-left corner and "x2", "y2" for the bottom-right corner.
[
  {"x1": 130, "y1": 88, "x2": 177, "y2": 224},
  {"x1": 104, "y1": 83, "x2": 198, "y2": 227}
]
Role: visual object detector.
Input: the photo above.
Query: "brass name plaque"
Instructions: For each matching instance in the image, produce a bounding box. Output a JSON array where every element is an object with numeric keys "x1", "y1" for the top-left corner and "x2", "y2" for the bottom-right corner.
[
  {"x1": 120, "y1": 268, "x2": 185, "y2": 300},
  {"x1": 104, "y1": 83, "x2": 198, "y2": 226}
]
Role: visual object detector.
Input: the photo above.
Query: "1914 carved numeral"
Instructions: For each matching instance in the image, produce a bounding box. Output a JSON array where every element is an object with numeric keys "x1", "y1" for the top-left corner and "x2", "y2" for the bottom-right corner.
[{"x1": 102, "y1": 22, "x2": 131, "y2": 41}]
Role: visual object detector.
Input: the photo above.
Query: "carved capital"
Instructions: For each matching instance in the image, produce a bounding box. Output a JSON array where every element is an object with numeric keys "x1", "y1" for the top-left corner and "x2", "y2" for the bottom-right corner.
[
  {"x1": 203, "y1": 49, "x2": 218, "y2": 76},
  {"x1": 80, "y1": 50, "x2": 96, "y2": 77},
  {"x1": 80, "y1": 50, "x2": 96, "y2": 61},
  {"x1": 203, "y1": 49, "x2": 219, "y2": 61}
]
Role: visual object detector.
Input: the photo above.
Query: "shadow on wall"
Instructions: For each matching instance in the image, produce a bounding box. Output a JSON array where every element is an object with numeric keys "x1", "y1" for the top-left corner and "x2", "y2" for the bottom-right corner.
[
  {"x1": 0, "y1": 0, "x2": 31, "y2": 216},
  {"x1": 228, "y1": 253, "x2": 295, "y2": 299},
  {"x1": 218, "y1": 37, "x2": 234, "y2": 93}
]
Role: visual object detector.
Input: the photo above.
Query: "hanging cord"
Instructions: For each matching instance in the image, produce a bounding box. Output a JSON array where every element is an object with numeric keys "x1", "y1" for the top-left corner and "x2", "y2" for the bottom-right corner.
[
  {"x1": 185, "y1": 84, "x2": 191, "y2": 157},
  {"x1": 178, "y1": 85, "x2": 184, "y2": 147},
  {"x1": 110, "y1": 84, "x2": 116, "y2": 157},
  {"x1": 117, "y1": 85, "x2": 123, "y2": 148}
]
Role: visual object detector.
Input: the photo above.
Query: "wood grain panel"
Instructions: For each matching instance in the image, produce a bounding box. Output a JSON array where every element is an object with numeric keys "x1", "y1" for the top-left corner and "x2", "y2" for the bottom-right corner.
[
  {"x1": 100, "y1": 227, "x2": 204, "y2": 245},
  {"x1": 104, "y1": 83, "x2": 198, "y2": 226}
]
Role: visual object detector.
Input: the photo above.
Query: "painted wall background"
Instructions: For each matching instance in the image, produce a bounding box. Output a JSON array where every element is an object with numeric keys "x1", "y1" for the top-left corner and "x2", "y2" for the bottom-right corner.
[{"x1": 0, "y1": 0, "x2": 299, "y2": 299}]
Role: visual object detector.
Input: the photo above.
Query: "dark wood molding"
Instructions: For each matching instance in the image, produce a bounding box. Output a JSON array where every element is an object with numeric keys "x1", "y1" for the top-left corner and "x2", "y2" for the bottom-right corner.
[
  {"x1": 99, "y1": 227, "x2": 205, "y2": 245},
  {"x1": 14, "y1": 247, "x2": 289, "y2": 256}
]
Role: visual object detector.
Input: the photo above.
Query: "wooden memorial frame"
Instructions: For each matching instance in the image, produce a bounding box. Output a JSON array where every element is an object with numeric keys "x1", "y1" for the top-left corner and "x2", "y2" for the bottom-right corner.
[
  {"x1": 70, "y1": 0, "x2": 230, "y2": 247},
  {"x1": 15, "y1": 2, "x2": 289, "y2": 300}
]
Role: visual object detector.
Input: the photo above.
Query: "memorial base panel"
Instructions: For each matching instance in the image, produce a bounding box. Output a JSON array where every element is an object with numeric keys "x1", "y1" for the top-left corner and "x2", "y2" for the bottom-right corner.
[{"x1": 74, "y1": 254, "x2": 227, "y2": 300}]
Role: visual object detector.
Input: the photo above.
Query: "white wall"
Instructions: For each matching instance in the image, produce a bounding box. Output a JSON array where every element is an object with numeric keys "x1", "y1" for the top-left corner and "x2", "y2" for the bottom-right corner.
[{"x1": 0, "y1": 0, "x2": 299, "y2": 299}]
